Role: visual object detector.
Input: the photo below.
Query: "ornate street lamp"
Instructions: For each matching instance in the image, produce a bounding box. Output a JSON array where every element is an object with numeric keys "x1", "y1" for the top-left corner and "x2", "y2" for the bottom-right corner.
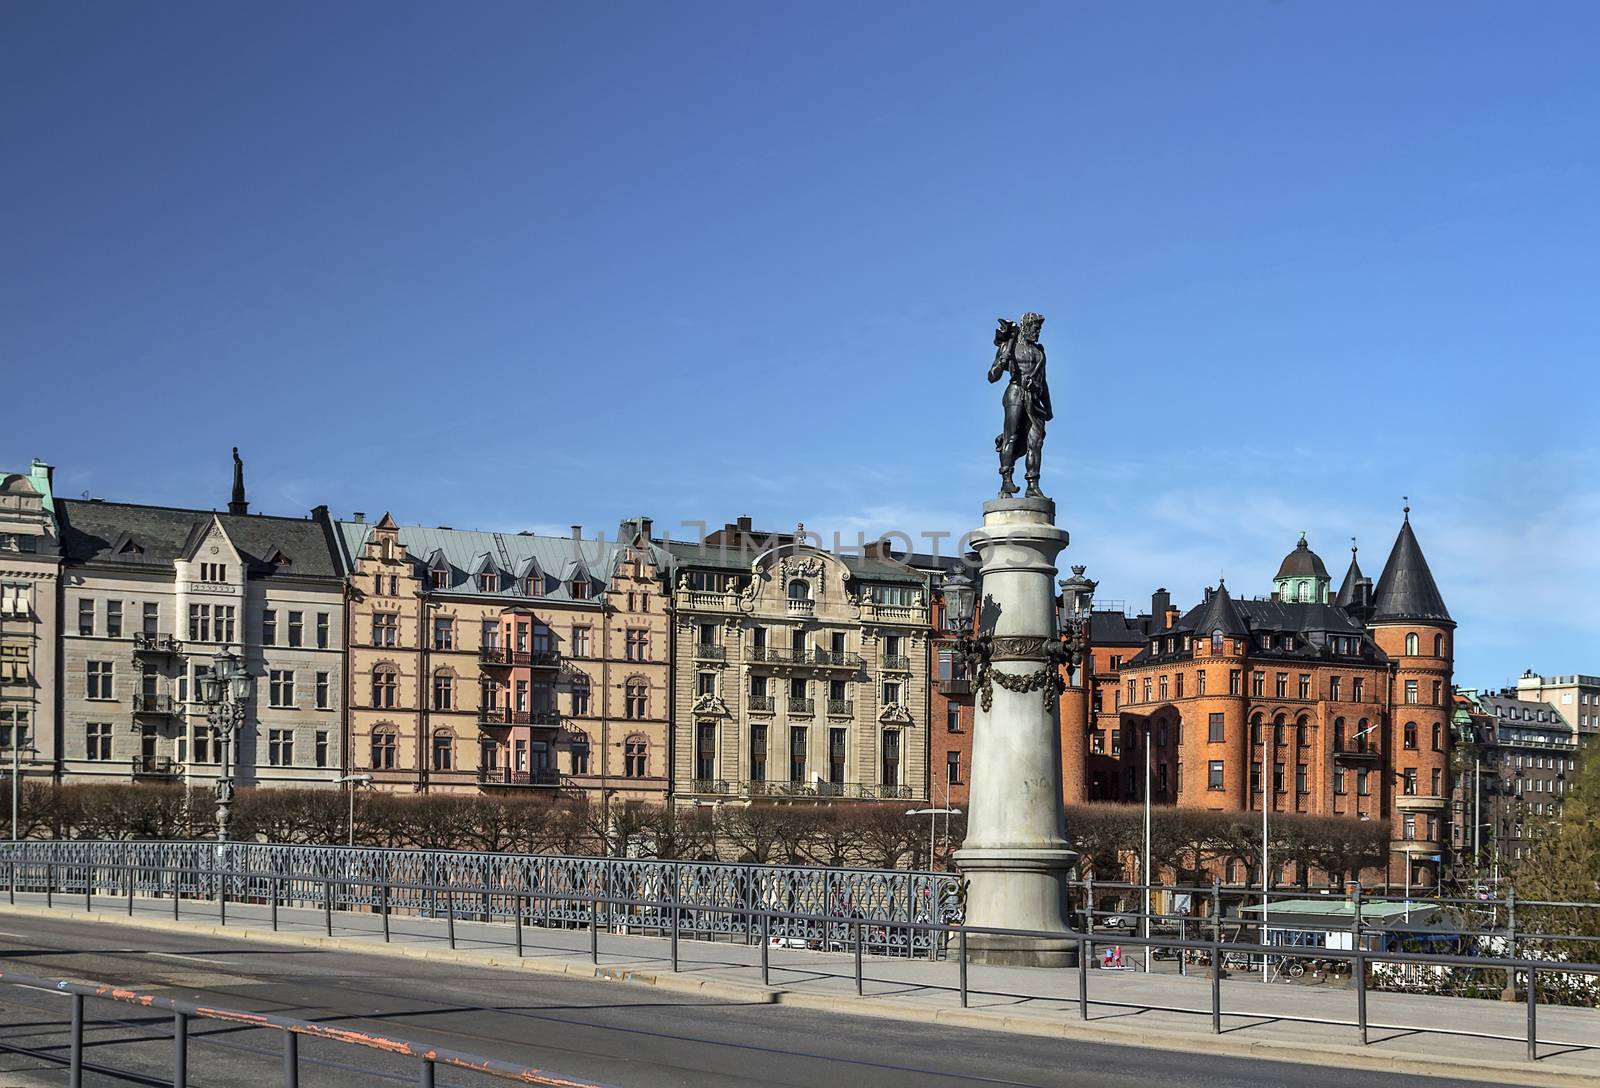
[
  {"x1": 1056, "y1": 565, "x2": 1098, "y2": 678},
  {"x1": 201, "y1": 648, "x2": 251, "y2": 843},
  {"x1": 941, "y1": 569, "x2": 976, "y2": 637}
]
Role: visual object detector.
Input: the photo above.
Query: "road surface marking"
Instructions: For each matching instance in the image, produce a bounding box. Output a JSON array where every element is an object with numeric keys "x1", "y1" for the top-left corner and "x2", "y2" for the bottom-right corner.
[{"x1": 149, "y1": 952, "x2": 232, "y2": 966}]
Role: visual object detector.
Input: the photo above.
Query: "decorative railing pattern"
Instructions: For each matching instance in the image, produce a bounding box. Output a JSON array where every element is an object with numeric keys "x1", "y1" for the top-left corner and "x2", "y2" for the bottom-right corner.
[{"x1": 0, "y1": 839, "x2": 957, "y2": 957}]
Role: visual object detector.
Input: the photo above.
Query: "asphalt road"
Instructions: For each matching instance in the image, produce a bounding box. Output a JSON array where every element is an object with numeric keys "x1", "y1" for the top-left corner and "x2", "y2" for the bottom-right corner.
[{"x1": 0, "y1": 914, "x2": 1484, "y2": 1088}]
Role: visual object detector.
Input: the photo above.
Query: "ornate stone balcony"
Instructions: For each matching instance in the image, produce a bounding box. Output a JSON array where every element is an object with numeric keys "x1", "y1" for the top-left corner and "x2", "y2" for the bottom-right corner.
[
  {"x1": 863, "y1": 601, "x2": 924, "y2": 624},
  {"x1": 785, "y1": 598, "x2": 815, "y2": 617},
  {"x1": 677, "y1": 589, "x2": 741, "y2": 613}
]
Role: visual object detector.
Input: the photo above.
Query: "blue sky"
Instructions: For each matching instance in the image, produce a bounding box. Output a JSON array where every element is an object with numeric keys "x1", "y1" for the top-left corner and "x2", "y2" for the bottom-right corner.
[{"x1": 3, "y1": 1, "x2": 1597, "y2": 687}]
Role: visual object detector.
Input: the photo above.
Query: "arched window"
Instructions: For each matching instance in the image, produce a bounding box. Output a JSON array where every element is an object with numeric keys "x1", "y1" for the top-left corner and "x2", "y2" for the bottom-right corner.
[
  {"x1": 1404, "y1": 721, "x2": 1418, "y2": 750},
  {"x1": 1296, "y1": 717, "x2": 1309, "y2": 748},
  {"x1": 1273, "y1": 715, "x2": 1286, "y2": 748},
  {"x1": 624, "y1": 734, "x2": 648, "y2": 777},
  {"x1": 1211, "y1": 629, "x2": 1224, "y2": 653},
  {"x1": 1297, "y1": 581, "x2": 1310, "y2": 602},
  {"x1": 1333, "y1": 718, "x2": 1345, "y2": 752},
  {"x1": 431, "y1": 730, "x2": 453, "y2": 771},
  {"x1": 1431, "y1": 722, "x2": 1441, "y2": 751},
  {"x1": 1433, "y1": 633, "x2": 1444, "y2": 657},
  {"x1": 1405, "y1": 632, "x2": 1419, "y2": 656},
  {"x1": 787, "y1": 579, "x2": 811, "y2": 601},
  {"x1": 625, "y1": 680, "x2": 648, "y2": 720},
  {"x1": 1356, "y1": 718, "x2": 1370, "y2": 753},
  {"x1": 370, "y1": 727, "x2": 397, "y2": 770},
  {"x1": 371, "y1": 667, "x2": 397, "y2": 709},
  {"x1": 432, "y1": 670, "x2": 454, "y2": 710},
  {"x1": 1250, "y1": 714, "x2": 1262, "y2": 745}
]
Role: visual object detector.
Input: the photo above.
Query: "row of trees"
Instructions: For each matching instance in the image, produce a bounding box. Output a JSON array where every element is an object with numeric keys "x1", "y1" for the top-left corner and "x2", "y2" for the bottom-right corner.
[{"x1": 5, "y1": 782, "x2": 1390, "y2": 883}]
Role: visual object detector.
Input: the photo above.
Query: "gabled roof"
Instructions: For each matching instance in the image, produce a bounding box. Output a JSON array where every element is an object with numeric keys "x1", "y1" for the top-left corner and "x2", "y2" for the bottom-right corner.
[
  {"x1": 334, "y1": 521, "x2": 625, "y2": 602},
  {"x1": 1370, "y1": 513, "x2": 1452, "y2": 626},
  {"x1": 56, "y1": 500, "x2": 342, "y2": 579}
]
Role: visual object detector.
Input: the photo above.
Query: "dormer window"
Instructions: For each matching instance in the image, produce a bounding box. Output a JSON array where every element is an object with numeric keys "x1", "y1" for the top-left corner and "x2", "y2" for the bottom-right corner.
[
  {"x1": 1261, "y1": 634, "x2": 1272, "y2": 651},
  {"x1": 479, "y1": 570, "x2": 499, "y2": 592},
  {"x1": 571, "y1": 579, "x2": 591, "y2": 600},
  {"x1": 432, "y1": 569, "x2": 449, "y2": 589},
  {"x1": 1283, "y1": 634, "x2": 1293, "y2": 652}
]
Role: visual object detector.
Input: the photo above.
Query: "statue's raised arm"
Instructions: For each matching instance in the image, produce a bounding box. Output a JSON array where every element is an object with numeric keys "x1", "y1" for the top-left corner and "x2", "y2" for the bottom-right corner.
[{"x1": 991, "y1": 312, "x2": 1051, "y2": 499}]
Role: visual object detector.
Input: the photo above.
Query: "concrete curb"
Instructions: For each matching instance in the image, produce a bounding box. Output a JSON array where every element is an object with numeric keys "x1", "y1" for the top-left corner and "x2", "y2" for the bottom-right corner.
[{"x1": 4, "y1": 902, "x2": 1595, "y2": 1088}]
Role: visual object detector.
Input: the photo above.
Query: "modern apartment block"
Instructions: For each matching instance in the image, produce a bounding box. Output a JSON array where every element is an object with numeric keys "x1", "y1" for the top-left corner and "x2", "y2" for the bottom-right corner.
[
  {"x1": 335, "y1": 514, "x2": 670, "y2": 801},
  {"x1": 1511, "y1": 671, "x2": 1600, "y2": 740},
  {"x1": 668, "y1": 517, "x2": 932, "y2": 804},
  {"x1": 1058, "y1": 512, "x2": 1457, "y2": 889},
  {"x1": 0, "y1": 462, "x2": 62, "y2": 786},
  {"x1": 54, "y1": 458, "x2": 345, "y2": 788}
]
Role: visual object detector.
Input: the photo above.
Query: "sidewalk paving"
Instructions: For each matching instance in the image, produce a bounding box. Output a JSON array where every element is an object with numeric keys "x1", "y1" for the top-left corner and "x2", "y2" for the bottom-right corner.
[{"x1": 3, "y1": 890, "x2": 1596, "y2": 1087}]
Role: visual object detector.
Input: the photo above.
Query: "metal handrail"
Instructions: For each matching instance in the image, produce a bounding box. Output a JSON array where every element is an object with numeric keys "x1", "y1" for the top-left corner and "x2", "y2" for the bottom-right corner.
[
  {"x1": 3, "y1": 848, "x2": 1598, "y2": 1063},
  {"x1": 0, "y1": 966, "x2": 608, "y2": 1087}
]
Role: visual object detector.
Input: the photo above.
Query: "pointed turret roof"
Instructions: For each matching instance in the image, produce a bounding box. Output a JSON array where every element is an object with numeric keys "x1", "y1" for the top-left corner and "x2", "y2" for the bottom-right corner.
[
  {"x1": 1334, "y1": 544, "x2": 1365, "y2": 608},
  {"x1": 1371, "y1": 509, "x2": 1452, "y2": 626},
  {"x1": 1192, "y1": 579, "x2": 1249, "y2": 636}
]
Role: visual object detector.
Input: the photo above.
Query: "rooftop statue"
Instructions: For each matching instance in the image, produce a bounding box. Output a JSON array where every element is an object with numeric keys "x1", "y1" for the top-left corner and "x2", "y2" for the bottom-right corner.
[{"x1": 989, "y1": 312, "x2": 1053, "y2": 499}]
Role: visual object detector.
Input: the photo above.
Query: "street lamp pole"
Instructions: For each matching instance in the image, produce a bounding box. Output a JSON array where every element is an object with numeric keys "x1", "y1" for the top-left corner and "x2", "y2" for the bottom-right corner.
[
  {"x1": 1143, "y1": 719, "x2": 1152, "y2": 971},
  {"x1": 907, "y1": 808, "x2": 962, "y2": 872},
  {"x1": 1262, "y1": 723, "x2": 1272, "y2": 983},
  {"x1": 336, "y1": 774, "x2": 372, "y2": 846},
  {"x1": 200, "y1": 649, "x2": 250, "y2": 844}
]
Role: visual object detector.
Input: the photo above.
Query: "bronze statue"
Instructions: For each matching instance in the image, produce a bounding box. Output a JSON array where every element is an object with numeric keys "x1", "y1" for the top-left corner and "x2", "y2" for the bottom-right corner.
[{"x1": 988, "y1": 312, "x2": 1052, "y2": 498}]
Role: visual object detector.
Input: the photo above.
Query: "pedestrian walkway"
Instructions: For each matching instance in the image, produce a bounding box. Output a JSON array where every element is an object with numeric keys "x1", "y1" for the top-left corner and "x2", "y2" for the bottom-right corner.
[{"x1": 3, "y1": 891, "x2": 1596, "y2": 1087}]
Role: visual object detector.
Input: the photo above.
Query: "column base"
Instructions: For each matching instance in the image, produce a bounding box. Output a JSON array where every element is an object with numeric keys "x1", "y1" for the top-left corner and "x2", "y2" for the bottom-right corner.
[{"x1": 964, "y1": 932, "x2": 1080, "y2": 968}]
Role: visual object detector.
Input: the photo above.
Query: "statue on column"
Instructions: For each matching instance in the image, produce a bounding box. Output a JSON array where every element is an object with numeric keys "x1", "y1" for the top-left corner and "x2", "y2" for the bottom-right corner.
[{"x1": 988, "y1": 312, "x2": 1053, "y2": 499}]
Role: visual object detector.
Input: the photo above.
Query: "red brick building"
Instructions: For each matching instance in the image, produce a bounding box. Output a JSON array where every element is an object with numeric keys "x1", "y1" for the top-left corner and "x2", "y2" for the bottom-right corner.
[{"x1": 1058, "y1": 511, "x2": 1455, "y2": 890}]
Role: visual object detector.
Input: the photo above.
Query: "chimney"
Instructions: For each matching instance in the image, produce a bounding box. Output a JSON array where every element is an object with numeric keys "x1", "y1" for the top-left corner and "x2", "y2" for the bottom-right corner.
[
  {"x1": 310, "y1": 504, "x2": 328, "y2": 523},
  {"x1": 571, "y1": 524, "x2": 583, "y2": 540},
  {"x1": 353, "y1": 512, "x2": 365, "y2": 523},
  {"x1": 1151, "y1": 588, "x2": 1170, "y2": 628},
  {"x1": 1165, "y1": 605, "x2": 1181, "y2": 629},
  {"x1": 737, "y1": 515, "x2": 752, "y2": 532},
  {"x1": 639, "y1": 516, "x2": 652, "y2": 540}
]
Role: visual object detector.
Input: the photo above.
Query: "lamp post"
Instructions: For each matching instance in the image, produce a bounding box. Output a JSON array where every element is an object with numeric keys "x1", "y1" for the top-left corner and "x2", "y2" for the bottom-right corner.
[
  {"x1": 335, "y1": 774, "x2": 372, "y2": 846},
  {"x1": 6, "y1": 742, "x2": 39, "y2": 842},
  {"x1": 907, "y1": 807, "x2": 962, "y2": 872},
  {"x1": 199, "y1": 648, "x2": 251, "y2": 843}
]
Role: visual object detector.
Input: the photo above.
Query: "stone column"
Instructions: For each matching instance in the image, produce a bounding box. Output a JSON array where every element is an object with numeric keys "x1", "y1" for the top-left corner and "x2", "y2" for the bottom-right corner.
[{"x1": 954, "y1": 496, "x2": 1079, "y2": 966}]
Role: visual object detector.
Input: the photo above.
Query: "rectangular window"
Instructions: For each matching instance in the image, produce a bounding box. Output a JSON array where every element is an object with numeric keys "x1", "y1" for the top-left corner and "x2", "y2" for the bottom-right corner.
[
  {"x1": 1296, "y1": 764, "x2": 1308, "y2": 795},
  {"x1": 1352, "y1": 677, "x2": 1365, "y2": 701},
  {"x1": 106, "y1": 600, "x2": 122, "y2": 638},
  {"x1": 789, "y1": 726, "x2": 807, "y2": 783},
  {"x1": 433, "y1": 673, "x2": 453, "y2": 710},
  {"x1": 1431, "y1": 680, "x2": 1442, "y2": 705},
  {"x1": 1229, "y1": 670, "x2": 1242, "y2": 696},
  {"x1": 947, "y1": 750, "x2": 961, "y2": 785},
  {"x1": 262, "y1": 609, "x2": 277, "y2": 646},
  {"x1": 315, "y1": 671, "x2": 330, "y2": 709},
  {"x1": 1405, "y1": 679, "x2": 1418, "y2": 704},
  {"x1": 1298, "y1": 674, "x2": 1310, "y2": 699},
  {"x1": 142, "y1": 602, "x2": 159, "y2": 636},
  {"x1": 315, "y1": 730, "x2": 329, "y2": 768},
  {"x1": 947, "y1": 703, "x2": 962, "y2": 732},
  {"x1": 830, "y1": 726, "x2": 847, "y2": 784},
  {"x1": 696, "y1": 723, "x2": 716, "y2": 781},
  {"x1": 1207, "y1": 761, "x2": 1225, "y2": 791},
  {"x1": 79, "y1": 599, "x2": 95, "y2": 636},
  {"x1": 1142, "y1": 678, "x2": 1152, "y2": 702},
  {"x1": 697, "y1": 672, "x2": 715, "y2": 697},
  {"x1": 1431, "y1": 767, "x2": 1441, "y2": 795},
  {"x1": 571, "y1": 683, "x2": 590, "y2": 716},
  {"x1": 1403, "y1": 768, "x2": 1418, "y2": 795},
  {"x1": 1252, "y1": 672, "x2": 1265, "y2": 697},
  {"x1": 1357, "y1": 768, "x2": 1371, "y2": 796},
  {"x1": 1175, "y1": 673, "x2": 1184, "y2": 699},
  {"x1": 1252, "y1": 761, "x2": 1262, "y2": 793},
  {"x1": 288, "y1": 611, "x2": 303, "y2": 647},
  {"x1": 881, "y1": 729, "x2": 900, "y2": 787},
  {"x1": 1334, "y1": 767, "x2": 1347, "y2": 795},
  {"x1": 86, "y1": 660, "x2": 114, "y2": 700},
  {"x1": 1275, "y1": 673, "x2": 1288, "y2": 698},
  {"x1": 1196, "y1": 670, "x2": 1206, "y2": 695},
  {"x1": 571, "y1": 626, "x2": 590, "y2": 658},
  {"x1": 749, "y1": 723, "x2": 767, "y2": 783},
  {"x1": 372, "y1": 613, "x2": 398, "y2": 647},
  {"x1": 1158, "y1": 675, "x2": 1168, "y2": 701},
  {"x1": 1403, "y1": 813, "x2": 1416, "y2": 841},
  {"x1": 882, "y1": 681, "x2": 901, "y2": 706},
  {"x1": 432, "y1": 733, "x2": 452, "y2": 771},
  {"x1": 269, "y1": 670, "x2": 295, "y2": 708},
  {"x1": 316, "y1": 613, "x2": 329, "y2": 648},
  {"x1": 268, "y1": 728, "x2": 294, "y2": 767},
  {"x1": 1329, "y1": 676, "x2": 1341, "y2": 702},
  {"x1": 1208, "y1": 713, "x2": 1225, "y2": 743},
  {"x1": 85, "y1": 722, "x2": 112, "y2": 760}
]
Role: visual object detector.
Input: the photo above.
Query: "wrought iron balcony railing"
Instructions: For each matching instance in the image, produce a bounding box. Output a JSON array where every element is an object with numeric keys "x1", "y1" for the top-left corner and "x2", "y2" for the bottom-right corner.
[
  {"x1": 693, "y1": 643, "x2": 726, "y2": 660},
  {"x1": 689, "y1": 778, "x2": 731, "y2": 795},
  {"x1": 787, "y1": 697, "x2": 815, "y2": 716},
  {"x1": 882, "y1": 655, "x2": 911, "y2": 672},
  {"x1": 811, "y1": 649, "x2": 864, "y2": 669},
  {"x1": 937, "y1": 677, "x2": 971, "y2": 696},
  {"x1": 747, "y1": 695, "x2": 775, "y2": 713},
  {"x1": 132, "y1": 693, "x2": 177, "y2": 716},
  {"x1": 132, "y1": 633, "x2": 183, "y2": 656},
  {"x1": 476, "y1": 767, "x2": 561, "y2": 787},
  {"x1": 479, "y1": 707, "x2": 561, "y2": 727},
  {"x1": 479, "y1": 648, "x2": 560, "y2": 669},
  {"x1": 131, "y1": 755, "x2": 178, "y2": 778},
  {"x1": 826, "y1": 699, "x2": 854, "y2": 717}
]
